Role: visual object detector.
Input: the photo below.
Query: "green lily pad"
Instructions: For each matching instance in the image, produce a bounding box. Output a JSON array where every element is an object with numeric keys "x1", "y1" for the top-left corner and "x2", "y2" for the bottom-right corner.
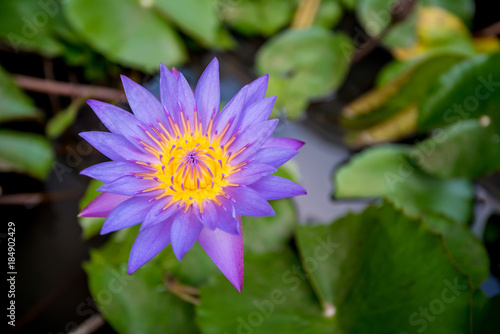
[
  {"x1": 84, "y1": 226, "x2": 199, "y2": 334},
  {"x1": 64, "y1": 0, "x2": 187, "y2": 72},
  {"x1": 412, "y1": 118, "x2": 500, "y2": 179},
  {"x1": 356, "y1": 0, "x2": 474, "y2": 49},
  {"x1": 198, "y1": 203, "x2": 473, "y2": 333},
  {"x1": 334, "y1": 145, "x2": 474, "y2": 224},
  {"x1": 472, "y1": 290, "x2": 500, "y2": 334},
  {"x1": 46, "y1": 98, "x2": 86, "y2": 139},
  {"x1": 197, "y1": 249, "x2": 334, "y2": 334},
  {"x1": 166, "y1": 242, "x2": 220, "y2": 288},
  {"x1": 0, "y1": 0, "x2": 64, "y2": 56},
  {"x1": 219, "y1": 0, "x2": 295, "y2": 37},
  {"x1": 0, "y1": 129, "x2": 54, "y2": 180},
  {"x1": 0, "y1": 65, "x2": 40, "y2": 123},
  {"x1": 295, "y1": 203, "x2": 473, "y2": 333},
  {"x1": 154, "y1": 0, "x2": 234, "y2": 49},
  {"x1": 422, "y1": 213, "x2": 490, "y2": 287},
  {"x1": 256, "y1": 27, "x2": 352, "y2": 119},
  {"x1": 315, "y1": 0, "x2": 343, "y2": 29},
  {"x1": 78, "y1": 179, "x2": 105, "y2": 239},
  {"x1": 418, "y1": 53, "x2": 500, "y2": 131},
  {"x1": 341, "y1": 0, "x2": 358, "y2": 11},
  {"x1": 242, "y1": 199, "x2": 297, "y2": 254}
]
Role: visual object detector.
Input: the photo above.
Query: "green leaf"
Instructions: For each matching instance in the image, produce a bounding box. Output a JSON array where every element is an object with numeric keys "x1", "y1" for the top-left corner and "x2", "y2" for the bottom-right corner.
[
  {"x1": 84, "y1": 226, "x2": 199, "y2": 334},
  {"x1": 242, "y1": 199, "x2": 297, "y2": 254},
  {"x1": 418, "y1": 53, "x2": 500, "y2": 131},
  {"x1": 256, "y1": 27, "x2": 352, "y2": 119},
  {"x1": 0, "y1": 0, "x2": 64, "y2": 56},
  {"x1": 295, "y1": 203, "x2": 473, "y2": 333},
  {"x1": 78, "y1": 179, "x2": 105, "y2": 239},
  {"x1": 421, "y1": 0, "x2": 474, "y2": 24},
  {"x1": 472, "y1": 290, "x2": 500, "y2": 334},
  {"x1": 334, "y1": 145, "x2": 474, "y2": 224},
  {"x1": 412, "y1": 118, "x2": 500, "y2": 179},
  {"x1": 275, "y1": 159, "x2": 301, "y2": 183},
  {"x1": 0, "y1": 65, "x2": 40, "y2": 123},
  {"x1": 64, "y1": 0, "x2": 187, "y2": 72},
  {"x1": 386, "y1": 6, "x2": 476, "y2": 54},
  {"x1": 422, "y1": 213, "x2": 490, "y2": 287},
  {"x1": 46, "y1": 98, "x2": 86, "y2": 139},
  {"x1": 198, "y1": 203, "x2": 474, "y2": 333},
  {"x1": 197, "y1": 249, "x2": 334, "y2": 334},
  {"x1": 167, "y1": 242, "x2": 220, "y2": 287},
  {"x1": 356, "y1": 0, "x2": 474, "y2": 49},
  {"x1": 220, "y1": 0, "x2": 295, "y2": 37},
  {"x1": 314, "y1": 0, "x2": 343, "y2": 29},
  {"x1": 0, "y1": 129, "x2": 54, "y2": 180},
  {"x1": 342, "y1": 52, "x2": 465, "y2": 131},
  {"x1": 375, "y1": 57, "x2": 421, "y2": 86},
  {"x1": 340, "y1": 0, "x2": 358, "y2": 11},
  {"x1": 153, "y1": 0, "x2": 234, "y2": 49}
]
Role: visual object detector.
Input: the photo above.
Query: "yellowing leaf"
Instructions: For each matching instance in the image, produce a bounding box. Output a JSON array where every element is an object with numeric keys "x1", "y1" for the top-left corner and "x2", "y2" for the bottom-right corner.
[
  {"x1": 392, "y1": 6, "x2": 475, "y2": 60},
  {"x1": 474, "y1": 36, "x2": 500, "y2": 54}
]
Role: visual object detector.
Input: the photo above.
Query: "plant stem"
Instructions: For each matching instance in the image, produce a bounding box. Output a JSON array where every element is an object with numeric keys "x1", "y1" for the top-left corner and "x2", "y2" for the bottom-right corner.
[
  {"x1": 291, "y1": 0, "x2": 321, "y2": 29},
  {"x1": 14, "y1": 74, "x2": 126, "y2": 102}
]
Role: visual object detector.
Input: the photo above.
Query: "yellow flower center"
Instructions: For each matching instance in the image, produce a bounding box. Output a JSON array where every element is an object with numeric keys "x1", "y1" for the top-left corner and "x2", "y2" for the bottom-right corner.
[{"x1": 134, "y1": 110, "x2": 246, "y2": 211}]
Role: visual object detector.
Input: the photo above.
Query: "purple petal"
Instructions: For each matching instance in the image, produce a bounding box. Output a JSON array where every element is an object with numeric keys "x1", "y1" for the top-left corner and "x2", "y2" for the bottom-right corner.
[
  {"x1": 228, "y1": 119, "x2": 279, "y2": 165},
  {"x1": 121, "y1": 75, "x2": 167, "y2": 126},
  {"x1": 128, "y1": 220, "x2": 173, "y2": 273},
  {"x1": 252, "y1": 147, "x2": 298, "y2": 168},
  {"x1": 170, "y1": 212, "x2": 203, "y2": 260},
  {"x1": 227, "y1": 163, "x2": 276, "y2": 185},
  {"x1": 160, "y1": 63, "x2": 179, "y2": 115},
  {"x1": 100, "y1": 197, "x2": 154, "y2": 234},
  {"x1": 97, "y1": 176, "x2": 162, "y2": 196},
  {"x1": 198, "y1": 223, "x2": 244, "y2": 291},
  {"x1": 250, "y1": 175, "x2": 307, "y2": 200},
  {"x1": 79, "y1": 192, "x2": 130, "y2": 217},
  {"x1": 239, "y1": 96, "x2": 276, "y2": 127},
  {"x1": 213, "y1": 85, "x2": 248, "y2": 135},
  {"x1": 196, "y1": 200, "x2": 218, "y2": 230},
  {"x1": 86, "y1": 100, "x2": 159, "y2": 150},
  {"x1": 177, "y1": 73, "x2": 196, "y2": 125},
  {"x1": 86, "y1": 100, "x2": 123, "y2": 134},
  {"x1": 79, "y1": 131, "x2": 125, "y2": 161},
  {"x1": 171, "y1": 68, "x2": 180, "y2": 79},
  {"x1": 214, "y1": 200, "x2": 241, "y2": 236},
  {"x1": 142, "y1": 198, "x2": 179, "y2": 230},
  {"x1": 194, "y1": 58, "x2": 220, "y2": 129},
  {"x1": 243, "y1": 74, "x2": 268, "y2": 108},
  {"x1": 263, "y1": 137, "x2": 305, "y2": 150},
  {"x1": 225, "y1": 186, "x2": 275, "y2": 217},
  {"x1": 80, "y1": 161, "x2": 152, "y2": 183},
  {"x1": 80, "y1": 131, "x2": 155, "y2": 163}
]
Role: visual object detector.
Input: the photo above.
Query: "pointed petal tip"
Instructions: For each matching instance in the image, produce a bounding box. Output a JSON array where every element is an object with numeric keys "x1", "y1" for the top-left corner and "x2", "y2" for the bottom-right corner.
[
  {"x1": 78, "y1": 207, "x2": 92, "y2": 218},
  {"x1": 119, "y1": 74, "x2": 128, "y2": 83},
  {"x1": 86, "y1": 99, "x2": 98, "y2": 106},
  {"x1": 99, "y1": 225, "x2": 113, "y2": 235},
  {"x1": 232, "y1": 279, "x2": 243, "y2": 292},
  {"x1": 171, "y1": 68, "x2": 180, "y2": 79},
  {"x1": 127, "y1": 263, "x2": 139, "y2": 275},
  {"x1": 208, "y1": 57, "x2": 219, "y2": 68}
]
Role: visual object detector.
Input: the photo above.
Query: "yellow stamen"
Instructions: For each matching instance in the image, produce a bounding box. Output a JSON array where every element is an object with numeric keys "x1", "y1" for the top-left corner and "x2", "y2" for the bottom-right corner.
[{"x1": 136, "y1": 118, "x2": 245, "y2": 211}]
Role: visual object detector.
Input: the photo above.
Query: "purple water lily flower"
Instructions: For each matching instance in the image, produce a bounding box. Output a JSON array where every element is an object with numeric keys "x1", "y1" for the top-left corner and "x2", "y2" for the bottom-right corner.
[{"x1": 79, "y1": 58, "x2": 306, "y2": 291}]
